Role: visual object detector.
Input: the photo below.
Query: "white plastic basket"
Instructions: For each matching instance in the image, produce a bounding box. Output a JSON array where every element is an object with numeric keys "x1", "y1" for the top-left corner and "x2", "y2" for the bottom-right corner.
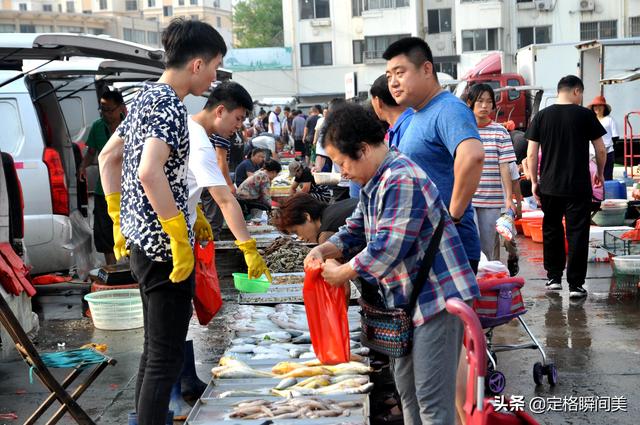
[
  {"x1": 312, "y1": 172, "x2": 341, "y2": 185},
  {"x1": 84, "y1": 289, "x2": 143, "y2": 330}
]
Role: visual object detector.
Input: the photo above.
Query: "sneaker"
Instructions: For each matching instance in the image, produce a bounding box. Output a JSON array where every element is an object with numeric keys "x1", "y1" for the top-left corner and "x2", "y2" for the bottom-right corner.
[
  {"x1": 545, "y1": 279, "x2": 562, "y2": 290},
  {"x1": 507, "y1": 257, "x2": 519, "y2": 276},
  {"x1": 569, "y1": 285, "x2": 588, "y2": 298}
]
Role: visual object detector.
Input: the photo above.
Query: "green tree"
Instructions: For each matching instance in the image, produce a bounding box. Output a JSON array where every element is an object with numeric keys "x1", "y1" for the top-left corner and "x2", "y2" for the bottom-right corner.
[{"x1": 233, "y1": 0, "x2": 284, "y2": 48}]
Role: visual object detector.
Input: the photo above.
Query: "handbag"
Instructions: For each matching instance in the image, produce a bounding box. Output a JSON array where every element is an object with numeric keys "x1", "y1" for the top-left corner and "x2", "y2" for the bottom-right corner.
[{"x1": 359, "y1": 216, "x2": 445, "y2": 358}]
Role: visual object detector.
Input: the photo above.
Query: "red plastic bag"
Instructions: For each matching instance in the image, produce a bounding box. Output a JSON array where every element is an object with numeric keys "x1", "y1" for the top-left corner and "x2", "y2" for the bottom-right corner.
[
  {"x1": 302, "y1": 265, "x2": 350, "y2": 365},
  {"x1": 193, "y1": 242, "x2": 223, "y2": 325}
]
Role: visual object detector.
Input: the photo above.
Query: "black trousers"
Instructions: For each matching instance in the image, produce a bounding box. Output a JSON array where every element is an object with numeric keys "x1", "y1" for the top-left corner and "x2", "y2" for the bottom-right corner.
[
  {"x1": 540, "y1": 194, "x2": 591, "y2": 287},
  {"x1": 130, "y1": 245, "x2": 194, "y2": 425},
  {"x1": 604, "y1": 151, "x2": 615, "y2": 181}
]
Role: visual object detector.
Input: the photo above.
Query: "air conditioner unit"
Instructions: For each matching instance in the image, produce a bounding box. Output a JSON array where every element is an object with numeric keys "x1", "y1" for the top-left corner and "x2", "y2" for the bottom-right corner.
[
  {"x1": 579, "y1": 0, "x2": 595, "y2": 11},
  {"x1": 534, "y1": 0, "x2": 553, "y2": 11}
]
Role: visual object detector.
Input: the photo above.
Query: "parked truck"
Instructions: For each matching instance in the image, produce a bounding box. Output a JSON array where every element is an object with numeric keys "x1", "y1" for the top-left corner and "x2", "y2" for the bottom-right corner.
[
  {"x1": 457, "y1": 43, "x2": 581, "y2": 130},
  {"x1": 577, "y1": 38, "x2": 640, "y2": 136}
]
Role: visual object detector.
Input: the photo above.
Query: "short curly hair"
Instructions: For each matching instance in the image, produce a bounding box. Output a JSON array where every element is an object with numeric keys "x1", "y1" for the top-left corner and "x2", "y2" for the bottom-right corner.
[
  {"x1": 321, "y1": 103, "x2": 386, "y2": 160},
  {"x1": 272, "y1": 193, "x2": 328, "y2": 233}
]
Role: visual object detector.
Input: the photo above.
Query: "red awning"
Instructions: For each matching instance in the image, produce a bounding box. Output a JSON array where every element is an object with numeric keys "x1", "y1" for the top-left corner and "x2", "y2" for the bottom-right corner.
[{"x1": 463, "y1": 52, "x2": 502, "y2": 79}]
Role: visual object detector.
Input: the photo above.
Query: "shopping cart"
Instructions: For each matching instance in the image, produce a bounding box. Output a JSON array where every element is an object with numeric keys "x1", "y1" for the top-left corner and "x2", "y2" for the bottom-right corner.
[
  {"x1": 445, "y1": 298, "x2": 540, "y2": 425},
  {"x1": 473, "y1": 277, "x2": 557, "y2": 395}
]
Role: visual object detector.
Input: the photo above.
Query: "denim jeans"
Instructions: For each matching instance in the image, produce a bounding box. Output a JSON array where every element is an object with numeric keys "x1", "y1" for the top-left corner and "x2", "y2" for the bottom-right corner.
[
  {"x1": 393, "y1": 307, "x2": 464, "y2": 425},
  {"x1": 130, "y1": 245, "x2": 194, "y2": 425}
]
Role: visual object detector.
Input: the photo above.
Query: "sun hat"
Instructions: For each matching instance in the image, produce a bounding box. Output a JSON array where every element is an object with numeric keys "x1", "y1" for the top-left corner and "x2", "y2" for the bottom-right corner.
[{"x1": 588, "y1": 95, "x2": 611, "y2": 116}]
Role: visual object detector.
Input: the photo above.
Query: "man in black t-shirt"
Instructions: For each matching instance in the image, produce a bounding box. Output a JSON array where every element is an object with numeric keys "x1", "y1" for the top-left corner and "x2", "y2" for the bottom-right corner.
[{"x1": 525, "y1": 75, "x2": 606, "y2": 299}]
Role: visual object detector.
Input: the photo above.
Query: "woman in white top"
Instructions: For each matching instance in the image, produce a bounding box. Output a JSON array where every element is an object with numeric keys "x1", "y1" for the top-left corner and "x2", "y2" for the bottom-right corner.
[{"x1": 588, "y1": 95, "x2": 619, "y2": 180}]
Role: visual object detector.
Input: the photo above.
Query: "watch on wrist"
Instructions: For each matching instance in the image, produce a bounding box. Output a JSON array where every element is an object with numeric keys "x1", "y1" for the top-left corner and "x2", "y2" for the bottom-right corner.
[{"x1": 449, "y1": 211, "x2": 462, "y2": 224}]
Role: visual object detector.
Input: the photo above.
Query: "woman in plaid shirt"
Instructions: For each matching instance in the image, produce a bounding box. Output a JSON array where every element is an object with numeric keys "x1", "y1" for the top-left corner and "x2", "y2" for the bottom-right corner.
[{"x1": 305, "y1": 103, "x2": 479, "y2": 425}]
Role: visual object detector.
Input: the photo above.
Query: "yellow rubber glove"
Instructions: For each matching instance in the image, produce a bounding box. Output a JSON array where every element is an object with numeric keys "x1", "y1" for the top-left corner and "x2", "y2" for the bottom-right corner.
[
  {"x1": 194, "y1": 205, "x2": 213, "y2": 241},
  {"x1": 235, "y1": 238, "x2": 272, "y2": 282},
  {"x1": 159, "y1": 212, "x2": 195, "y2": 283},
  {"x1": 105, "y1": 192, "x2": 129, "y2": 260}
]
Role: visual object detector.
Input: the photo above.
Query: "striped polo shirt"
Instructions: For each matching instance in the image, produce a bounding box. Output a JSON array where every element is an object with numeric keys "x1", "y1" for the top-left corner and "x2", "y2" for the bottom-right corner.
[{"x1": 472, "y1": 121, "x2": 516, "y2": 208}]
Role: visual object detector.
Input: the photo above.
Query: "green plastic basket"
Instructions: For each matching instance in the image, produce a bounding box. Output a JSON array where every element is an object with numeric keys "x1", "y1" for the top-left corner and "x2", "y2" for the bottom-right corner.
[{"x1": 232, "y1": 273, "x2": 270, "y2": 293}]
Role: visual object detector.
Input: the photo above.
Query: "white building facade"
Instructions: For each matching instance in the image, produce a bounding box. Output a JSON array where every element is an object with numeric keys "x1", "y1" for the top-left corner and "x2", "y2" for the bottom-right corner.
[
  {"x1": 233, "y1": 0, "x2": 640, "y2": 102},
  {"x1": 456, "y1": 0, "x2": 640, "y2": 76},
  {"x1": 0, "y1": 0, "x2": 233, "y2": 48}
]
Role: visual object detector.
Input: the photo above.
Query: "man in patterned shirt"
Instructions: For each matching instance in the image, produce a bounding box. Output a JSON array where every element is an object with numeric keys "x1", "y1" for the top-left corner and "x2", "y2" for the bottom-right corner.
[
  {"x1": 305, "y1": 103, "x2": 479, "y2": 425},
  {"x1": 98, "y1": 18, "x2": 227, "y2": 424}
]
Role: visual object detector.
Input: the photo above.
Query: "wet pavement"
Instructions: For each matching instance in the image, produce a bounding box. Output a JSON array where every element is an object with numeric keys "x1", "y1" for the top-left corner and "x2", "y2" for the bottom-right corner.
[{"x1": 0, "y1": 236, "x2": 639, "y2": 424}]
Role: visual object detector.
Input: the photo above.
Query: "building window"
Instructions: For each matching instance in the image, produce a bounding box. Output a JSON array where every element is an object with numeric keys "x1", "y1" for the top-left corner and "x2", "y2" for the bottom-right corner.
[
  {"x1": 427, "y1": 9, "x2": 451, "y2": 34},
  {"x1": 631, "y1": 16, "x2": 640, "y2": 37},
  {"x1": 178, "y1": 0, "x2": 184, "y2": 5},
  {"x1": 147, "y1": 31, "x2": 159, "y2": 45},
  {"x1": 19, "y1": 24, "x2": 35, "y2": 32},
  {"x1": 190, "y1": 0, "x2": 197, "y2": 5},
  {"x1": 301, "y1": 42, "x2": 332, "y2": 66},
  {"x1": 19, "y1": 3, "x2": 27, "y2": 11},
  {"x1": 462, "y1": 28, "x2": 499, "y2": 52},
  {"x1": 580, "y1": 20, "x2": 617, "y2": 40},
  {"x1": 147, "y1": 0, "x2": 155, "y2": 7},
  {"x1": 0, "y1": 24, "x2": 16, "y2": 32},
  {"x1": 88, "y1": 28, "x2": 104, "y2": 35},
  {"x1": 433, "y1": 61, "x2": 457, "y2": 79},
  {"x1": 363, "y1": 0, "x2": 409, "y2": 11},
  {"x1": 213, "y1": 0, "x2": 220, "y2": 7},
  {"x1": 365, "y1": 34, "x2": 410, "y2": 60},
  {"x1": 131, "y1": 29, "x2": 145, "y2": 44},
  {"x1": 123, "y1": 28, "x2": 132, "y2": 41},
  {"x1": 299, "y1": 0, "x2": 330, "y2": 20},
  {"x1": 353, "y1": 39, "x2": 364, "y2": 64},
  {"x1": 163, "y1": 5, "x2": 173, "y2": 16},
  {"x1": 216, "y1": 16, "x2": 222, "y2": 27},
  {"x1": 125, "y1": 0, "x2": 137, "y2": 10},
  {"x1": 43, "y1": 4, "x2": 52, "y2": 11},
  {"x1": 99, "y1": 0, "x2": 107, "y2": 9},
  {"x1": 517, "y1": 26, "x2": 551, "y2": 48},
  {"x1": 352, "y1": 0, "x2": 362, "y2": 17},
  {"x1": 58, "y1": 25, "x2": 83, "y2": 33},
  {"x1": 66, "y1": 1, "x2": 75, "y2": 12}
]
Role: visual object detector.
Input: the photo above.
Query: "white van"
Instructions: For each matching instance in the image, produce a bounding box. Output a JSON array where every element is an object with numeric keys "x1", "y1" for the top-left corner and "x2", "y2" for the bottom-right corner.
[{"x1": 0, "y1": 33, "x2": 164, "y2": 274}]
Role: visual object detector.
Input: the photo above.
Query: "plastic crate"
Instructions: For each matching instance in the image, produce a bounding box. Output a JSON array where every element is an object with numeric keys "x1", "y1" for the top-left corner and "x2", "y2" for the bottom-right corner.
[{"x1": 603, "y1": 230, "x2": 640, "y2": 256}]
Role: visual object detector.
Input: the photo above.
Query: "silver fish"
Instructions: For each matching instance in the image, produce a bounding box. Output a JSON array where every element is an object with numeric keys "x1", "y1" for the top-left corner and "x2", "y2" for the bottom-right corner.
[{"x1": 274, "y1": 377, "x2": 298, "y2": 390}]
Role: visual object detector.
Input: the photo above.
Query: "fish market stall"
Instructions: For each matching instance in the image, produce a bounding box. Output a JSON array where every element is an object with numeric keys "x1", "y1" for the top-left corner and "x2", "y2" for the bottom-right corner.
[{"x1": 186, "y1": 304, "x2": 372, "y2": 424}]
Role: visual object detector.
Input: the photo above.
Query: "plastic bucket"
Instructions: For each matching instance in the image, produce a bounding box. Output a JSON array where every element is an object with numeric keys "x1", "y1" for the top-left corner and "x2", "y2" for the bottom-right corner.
[
  {"x1": 592, "y1": 207, "x2": 627, "y2": 227},
  {"x1": 521, "y1": 217, "x2": 542, "y2": 238},
  {"x1": 604, "y1": 180, "x2": 626, "y2": 200},
  {"x1": 530, "y1": 224, "x2": 544, "y2": 243},
  {"x1": 84, "y1": 289, "x2": 143, "y2": 331}
]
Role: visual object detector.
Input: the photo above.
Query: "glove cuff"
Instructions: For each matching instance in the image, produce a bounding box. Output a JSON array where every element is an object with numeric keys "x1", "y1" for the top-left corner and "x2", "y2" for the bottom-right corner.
[
  {"x1": 235, "y1": 238, "x2": 257, "y2": 252},
  {"x1": 159, "y1": 212, "x2": 187, "y2": 237},
  {"x1": 105, "y1": 192, "x2": 122, "y2": 222}
]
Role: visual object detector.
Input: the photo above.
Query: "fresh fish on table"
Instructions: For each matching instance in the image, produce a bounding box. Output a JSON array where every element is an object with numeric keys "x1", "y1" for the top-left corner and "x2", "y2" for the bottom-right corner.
[
  {"x1": 252, "y1": 331, "x2": 292, "y2": 342},
  {"x1": 251, "y1": 353, "x2": 289, "y2": 360},
  {"x1": 219, "y1": 389, "x2": 272, "y2": 398},
  {"x1": 228, "y1": 344, "x2": 257, "y2": 353},
  {"x1": 274, "y1": 377, "x2": 298, "y2": 390},
  {"x1": 231, "y1": 337, "x2": 256, "y2": 345},
  {"x1": 291, "y1": 332, "x2": 312, "y2": 344}
]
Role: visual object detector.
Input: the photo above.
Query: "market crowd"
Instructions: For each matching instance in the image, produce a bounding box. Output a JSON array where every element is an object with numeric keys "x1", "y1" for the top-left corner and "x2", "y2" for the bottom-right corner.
[{"x1": 92, "y1": 18, "x2": 610, "y2": 425}]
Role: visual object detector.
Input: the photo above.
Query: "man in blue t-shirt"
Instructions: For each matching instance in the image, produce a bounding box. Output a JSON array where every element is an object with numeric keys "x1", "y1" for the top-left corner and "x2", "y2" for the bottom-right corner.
[
  {"x1": 383, "y1": 37, "x2": 484, "y2": 274},
  {"x1": 381, "y1": 36, "x2": 484, "y2": 425}
]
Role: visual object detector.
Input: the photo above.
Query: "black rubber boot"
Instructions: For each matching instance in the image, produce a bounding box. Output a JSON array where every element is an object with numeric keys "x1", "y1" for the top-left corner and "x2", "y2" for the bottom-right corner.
[{"x1": 180, "y1": 340, "x2": 207, "y2": 401}]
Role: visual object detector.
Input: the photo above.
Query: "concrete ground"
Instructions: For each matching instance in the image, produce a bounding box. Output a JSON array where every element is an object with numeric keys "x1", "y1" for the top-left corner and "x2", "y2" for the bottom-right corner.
[{"x1": 0, "y1": 236, "x2": 639, "y2": 424}]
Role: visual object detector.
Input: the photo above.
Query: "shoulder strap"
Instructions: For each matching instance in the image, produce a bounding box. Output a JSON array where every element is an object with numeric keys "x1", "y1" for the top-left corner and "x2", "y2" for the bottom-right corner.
[{"x1": 407, "y1": 214, "x2": 446, "y2": 312}]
